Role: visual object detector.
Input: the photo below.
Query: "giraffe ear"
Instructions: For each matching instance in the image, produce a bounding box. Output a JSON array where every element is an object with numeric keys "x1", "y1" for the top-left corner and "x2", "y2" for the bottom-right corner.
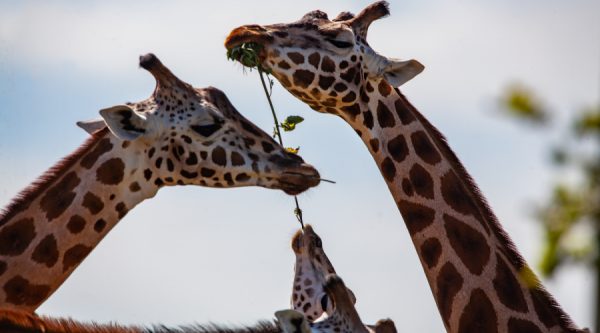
[
  {"x1": 76, "y1": 118, "x2": 106, "y2": 135},
  {"x1": 99, "y1": 105, "x2": 148, "y2": 141},
  {"x1": 383, "y1": 59, "x2": 424, "y2": 87},
  {"x1": 274, "y1": 310, "x2": 311, "y2": 333}
]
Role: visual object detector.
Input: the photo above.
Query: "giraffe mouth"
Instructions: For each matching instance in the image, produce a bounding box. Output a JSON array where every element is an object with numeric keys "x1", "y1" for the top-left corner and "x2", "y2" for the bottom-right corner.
[
  {"x1": 278, "y1": 167, "x2": 320, "y2": 195},
  {"x1": 224, "y1": 25, "x2": 271, "y2": 64}
]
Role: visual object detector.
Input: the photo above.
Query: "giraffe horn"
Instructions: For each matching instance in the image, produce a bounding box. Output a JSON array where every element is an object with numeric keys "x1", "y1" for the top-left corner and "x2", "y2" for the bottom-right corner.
[
  {"x1": 350, "y1": 1, "x2": 390, "y2": 35},
  {"x1": 139, "y1": 53, "x2": 190, "y2": 93}
]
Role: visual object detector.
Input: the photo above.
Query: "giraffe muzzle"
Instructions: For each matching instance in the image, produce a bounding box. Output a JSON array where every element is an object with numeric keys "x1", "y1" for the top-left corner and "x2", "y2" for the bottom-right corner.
[{"x1": 278, "y1": 163, "x2": 320, "y2": 195}]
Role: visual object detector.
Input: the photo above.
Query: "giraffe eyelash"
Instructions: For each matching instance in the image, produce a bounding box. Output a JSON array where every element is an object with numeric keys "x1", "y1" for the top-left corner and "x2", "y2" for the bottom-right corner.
[
  {"x1": 191, "y1": 123, "x2": 223, "y2": 137},
  {"x1": 325, "y1": 38, "x2": 353, "y2": 49}
]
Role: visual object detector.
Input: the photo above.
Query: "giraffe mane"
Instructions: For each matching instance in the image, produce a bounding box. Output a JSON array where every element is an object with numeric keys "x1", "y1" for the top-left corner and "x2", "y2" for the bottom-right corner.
[
  {"x1": 395, "y1": 89, "x2": 580, "y2": 331},
  {"x1": 0, "y1": 128, "x2": 110, "y2": 227}
]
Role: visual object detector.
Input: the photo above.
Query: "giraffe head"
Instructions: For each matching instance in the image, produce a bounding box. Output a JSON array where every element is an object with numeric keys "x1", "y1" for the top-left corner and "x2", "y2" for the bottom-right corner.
[
  {"x1": 290, "y1": 225, "x2": 355, "y2": 322},
  {"x1": 277, "y1": 274, "x2": 394, "y2": 333},
  {"x1": 225, "y1": 1, "x2": 423, "y2": 121},
  {"x1": 87, "y1": 53, "x2": 320, "y2": 195}
]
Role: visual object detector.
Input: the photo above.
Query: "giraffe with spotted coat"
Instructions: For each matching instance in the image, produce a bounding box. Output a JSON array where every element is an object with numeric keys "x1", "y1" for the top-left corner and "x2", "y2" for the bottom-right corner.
[
  {"x1": 289, "y1": 224, "x2": 356, "y2": 323},
  {"x1": 225, "y1": 2, "x2": 589, "y2": 332},
  {"x1": 0, "y1": 53, "x2": 320, "y2": 312}
]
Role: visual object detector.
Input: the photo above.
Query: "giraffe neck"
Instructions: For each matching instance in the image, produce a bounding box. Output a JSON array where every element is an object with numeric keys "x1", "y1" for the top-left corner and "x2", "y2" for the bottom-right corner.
[
  {"x1": 340, "y1": 79, "x2": 580, "y2": 333},
  {"x1": 0, "y1": 308, "x2": 281, "y2": 333},
  {"x1": 0, "y1": 128, "x2": 159, "y2": 311}
]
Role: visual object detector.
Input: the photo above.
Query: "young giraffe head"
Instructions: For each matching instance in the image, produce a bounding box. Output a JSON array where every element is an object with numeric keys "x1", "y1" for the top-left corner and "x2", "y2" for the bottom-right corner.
[
  {"x1": 95, "y1": 53, "x2": 320, "y2": 194},
  {"x1": 277, "y1": 274, "x2": 396, "y2": 333},
  {"x1": 225, "y1": 1, "x2": 423, "y2": 123},
  {"x1": 0, "y1": 53, "x2": 320, "y2": 311},
  {"x1": 290, "y1": 225, "x2": 355, "y2": 322}
]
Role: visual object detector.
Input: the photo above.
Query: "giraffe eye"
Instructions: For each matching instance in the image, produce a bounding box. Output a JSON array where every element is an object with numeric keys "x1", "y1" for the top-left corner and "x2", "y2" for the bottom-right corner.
[
  {"x1": 315, "y1": 237, "x2": 322, "y2": 248},
  {"x1": 191, "y1": 121, "x2": 223, "y2": 137},
  {"x1": 320, "y1": 295, "x2": 329, "y2": 311},
  {"x1": 325, "y1": 38, "x2": 353, "y2": 49}
]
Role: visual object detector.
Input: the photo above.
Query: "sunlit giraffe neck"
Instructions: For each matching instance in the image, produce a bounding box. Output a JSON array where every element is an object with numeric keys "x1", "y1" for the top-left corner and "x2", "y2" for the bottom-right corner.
[
  {"x1": 225, "y1": 1, "x2": 587, "y2": 332},
  {"x1": 0, "y1": 53, "x2": 319, "y2": 312}
]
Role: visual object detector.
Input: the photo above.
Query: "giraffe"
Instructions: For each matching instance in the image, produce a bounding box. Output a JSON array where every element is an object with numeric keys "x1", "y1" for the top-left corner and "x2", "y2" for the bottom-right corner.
[
  {"x1": 276, "y1": 274, "x2": 397, "y2": 333},
  {"x1": 0, "y1": 53, "x2": 320, "y2": 312},
  {"x1": 0, "y1": 307, "x2": 280, "y2": 333},
  {"x1": 0, "y1": 226, "x2": 394, "y2": 333},
  {"x1": 225, "y1": 2, "x2": 588, "y2": 332},
  {"x1": 290, "y1": 224, "x2": 356, "y2": 322}
]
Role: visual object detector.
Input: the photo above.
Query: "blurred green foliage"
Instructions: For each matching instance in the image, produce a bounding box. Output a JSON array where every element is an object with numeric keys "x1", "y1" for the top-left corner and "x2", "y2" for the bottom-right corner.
[
  {"x1": 500, "y1": 84, "x2": 599, "y2": 327},
  {"x1": 501, "y1": 85, "x2": 550, "y2": 124}
]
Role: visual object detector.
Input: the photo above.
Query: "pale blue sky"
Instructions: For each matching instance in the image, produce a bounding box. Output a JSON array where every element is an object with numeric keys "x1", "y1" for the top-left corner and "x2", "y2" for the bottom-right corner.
[{"x1": 0, "y1": 0, "x2": 598, "y2": 331}]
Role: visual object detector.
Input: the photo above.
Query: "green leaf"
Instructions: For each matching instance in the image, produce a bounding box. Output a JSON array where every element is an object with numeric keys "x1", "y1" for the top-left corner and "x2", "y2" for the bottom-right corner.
[
  {"x1": 226, "y1": 43, "x2": 264, "y2": 69},
  {"x1": 281, "y1": 115, "x2": 304, "y2": 132},
  {"x1": 574, "y1": 106, "x2": 600, "y2": 136},
  {"x1": 501, "y1": 84, "x2": 549, "y2": 124}
]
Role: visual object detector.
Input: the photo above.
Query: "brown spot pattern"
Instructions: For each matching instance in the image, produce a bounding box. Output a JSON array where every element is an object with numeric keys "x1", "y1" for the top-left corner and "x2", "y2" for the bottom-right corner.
[
  {"x1": 293, "y1": 70, "x2": 315, "y2": 88},
  {"x1": 231, "y1": 151, "x2": 245, "y2": 166},
  {"x1": 308, "y1": 52, "x2": 320, "y2": 68},
  {"x1": 387, "y1": 134, "x2": 409, "y2": 163},
  {"x1": 402, "y1": 178, "x2": 414, "y2": 196},
  {"x1": 40, "y1": 171, "x2": 81, "y2": 221},
  {"x1": 94, "y1": 219, "x2": 107, "y2": 233},
  {"x1": 287, "y1": 52, "x2": 304, "y2": 64},
  {"x1": 201, "y1": 168, "x2": 216, "y2": 177},
  {"x1": 62, "y1": 244, "x2": 92, "y2": 272},
  {"x1": 31, "y1": 234, "x2": 59, "y2": 267},
  {"x1": 96, "y1": 158, "x2": 125, "y2": 185},
  {"x1": 441, "y1": 170, "x2": 480, "y2": 218},
  {"x1": 341, "y1": 103, "x2": 360, "y2": 119},
  {"x1": 436, "y1": 262, "x2": 463, "y2": 328},
  {"x1": 278, "y1": 60, "x2": 291, "y2": 69},
  {"x1": 115, "y1": 202, "x2": 128, "y2": 219},
  {"x1": 409, "y1": 163, "x2": 434, "y2": 199},
  {"x1": 443, "y1": 214, "x2": 490, "y2": 275},
  {"x1": 321, "y1": 56, "x2": 335, "y2": 72},
  {"x1": 458, "y1": 289, "x2": 498, "y2": 333},
  {"x1": 363, "y1": 111, "x2": 374, "y2": 129},
  {"x1": 411, "y1": 131, "x2": 441, "y2": 165},
  {"x1": 318, "y1": 75, "x2": 335, "y2": 90},
  {"x1": 507, "y1": 318, "x2": 542, "y2": 333},
  {"x1": 376, "y1": 101, "x2": 395, "y2": 128},
  {"x1": 82, "y1": 192, "x2": 104, "y2": 215},
  {"x1": 3, "y1": 275, "x2": 50, "y2": 306},
  {"x1": 380, "y1": 157, "x2": 396, "y2": 182},
  {"x1": 493, "y1": 254, "x2": 528, "y2": 312},
  {"x1": 369, "y1": 138, "x2": 379, "y2": 152},
  {"x1": 211, "y1": 146, "x2": 227, "y2": 166},
  {"x1": 397, "y1": 200, "x2": 436, "y2": 235},
  {"x1": 420, "y1": 238, "x2": 442, "y2": 269},
  {"x1": 0, "y1": 261, "x2": 6, "y2": 276},
  {"x1": 531, "y1": 288, "x2": 559, "y2": 328},
  {"x1": 66, "y1": 215, "x2": 86, "y2": 234},
  {"x1": 80, "y1": 138, "x2": 113, "y2": 169},
  {"x1": 395, "y1": 98, "x2": 415, "y2": 125},
  {"x1": 378, "y1": 80, "x2": 391, "y2": 97},
  {"x1": 235, "y1": 173, "x2": 250, "y2": 182},
  {"x1": 0, "y1": 218, "x2": 36, "y2": 256},
  {"x1": 129, "y1": 182, "x2": 141, "y2": 192}
]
